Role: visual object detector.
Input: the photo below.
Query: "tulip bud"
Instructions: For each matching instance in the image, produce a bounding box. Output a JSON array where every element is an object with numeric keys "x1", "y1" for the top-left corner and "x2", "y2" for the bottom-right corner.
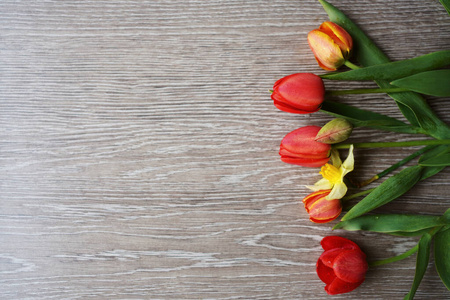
[
  {"x1": 317, "y1": 236, "x2": 368, "y2": 295},
  {"x1": 315, "y1": 118, "x2": 353, "y2": 144},
  {"x1": 308, "y1": 22, "x2": 353, "y2": 71},
  {"x1": 271, "y1": 73, "x2": 325, "y2": 114},
  {"x1": 279, "y1": 126, "x2": 331, "y2": 167},
  {"x1": 302, "y1": 190, "x2": 342, "y2": 223}
]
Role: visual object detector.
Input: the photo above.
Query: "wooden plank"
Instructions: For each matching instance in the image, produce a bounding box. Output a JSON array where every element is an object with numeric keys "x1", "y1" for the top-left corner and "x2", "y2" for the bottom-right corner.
[{"x1": 1, "y1": 0, "x2": 449, "y2": 298}]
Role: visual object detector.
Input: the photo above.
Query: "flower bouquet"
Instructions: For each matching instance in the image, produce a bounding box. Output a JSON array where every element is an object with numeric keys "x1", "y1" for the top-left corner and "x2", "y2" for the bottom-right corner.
[{"x1": 270, "y1": 0, "x2": 450, "y2": 298}]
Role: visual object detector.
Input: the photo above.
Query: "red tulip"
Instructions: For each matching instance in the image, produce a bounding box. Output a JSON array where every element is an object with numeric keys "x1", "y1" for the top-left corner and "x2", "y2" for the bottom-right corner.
[
  {"x1": 279, "y1": 126, "x2": 331, "y2": 167},
  {"x1": 302, "y1": 190, "x2": 342, "y2": 223},
  {"x1": 317, "y1": 236, "x2": 368, "y2": 295},
  {"x1": 271, "y1": 73, "x2": 325, "y2": 114},
  {"x1": 308, "y1": 22, "x2": 353, "y2": 71}
]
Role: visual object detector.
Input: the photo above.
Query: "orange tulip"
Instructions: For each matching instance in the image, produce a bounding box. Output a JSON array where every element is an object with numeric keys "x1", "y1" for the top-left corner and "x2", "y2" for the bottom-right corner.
[
  {"x1": 308, "y1": 22, "x2": 353, "y2": 71},
  {"x1": 302, "y1": 190, "x2": 342, "y2": 223}
]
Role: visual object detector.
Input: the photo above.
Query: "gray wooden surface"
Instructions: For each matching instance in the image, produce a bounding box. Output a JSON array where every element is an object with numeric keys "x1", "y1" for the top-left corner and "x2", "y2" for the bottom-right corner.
[{"x1": 1, "y1": 0, "x2": 450, "y2": 299}]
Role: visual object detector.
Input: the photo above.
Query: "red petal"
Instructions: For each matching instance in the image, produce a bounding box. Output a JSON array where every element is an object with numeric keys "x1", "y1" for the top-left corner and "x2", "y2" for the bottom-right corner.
[
  {"x1": 280, "y1": 156, "x2": 330, "y2": 168},
  {"x1": 306, "y1": 198, "x2": 342, "y2": 223},
  {"x1": 273, "y1": 98, "x2": 319, "y2": 114},
  {"x1": 280, "y1": 126, "x2": 331, "y2": 157},
  {"x1": 325, "y1": 277, "x2": 364, "y2": 295},
  {"x1": 274, "y1": 73, "x2": 325, "y2": 109},
  {"x1": 333, "y1": 250, "x2": 368, "y2": 283},
  {"x1": 319, "y1": 248, "x2": 343, "y2": 268},
  {"x1": 303, "y1": 191, "x2": 341, "y2": 222},
  {"x1": 321, "y1": 236, "x2": 359, "y2": 251},
  {"x1": 303, "y1": 190, "x2": 330, "y2": 205},
  {"x1": 316, "y1": 257, "x2": 336, "y2": 284}
]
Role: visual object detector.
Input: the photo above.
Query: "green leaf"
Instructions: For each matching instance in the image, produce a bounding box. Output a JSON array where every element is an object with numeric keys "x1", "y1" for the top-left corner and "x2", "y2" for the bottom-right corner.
[
  {"x1": 418, "y1": 145, "x2": 450, "y2": 174},
  {"x1": 388, "y1": 229, "x2": 433, "y2": 237},
  {"x1": 419, "y1": 147, "x2": 450, "y2": 167},
  {"x1": 391, "y1": 70, "x2": 450, "y2": 97},
  {"x1": 440, "y1": 0, "x2": 450, "y2": 15},
  {"x1": 404, "y1": 233, "x2": 432, "y2": 299},
  {"x1": 419, "y1": 165, "x2": 446, "y2": 181},
  {"x1": 435, "y1": 226, "x2": 450, "y2": 290},
  {"x1": 334, "y1": 214, "x2": 445, "y2": 233},
  {"x1": 320, "y1": 100, "x2": 419, "y2": 134},
  {"x1": 419, "y1": 145, "x2": 449, "y2": 163},
  {"x1": 341, "y1": 166, "x2": 423, "y2": 221},
  {"x1": 321, "y1": 51, "x2": 450, "y2": 81},
  {"x1": 442, "y1": 208, "x2": 450, "y2": 223},
  {"x1": 318, "y1": 0, "x2": 450, "y2": 139}
]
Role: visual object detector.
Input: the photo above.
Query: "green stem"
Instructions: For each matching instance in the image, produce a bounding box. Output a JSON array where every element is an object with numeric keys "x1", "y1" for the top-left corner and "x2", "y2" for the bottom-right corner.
[
  {"x1": 369, "y1": 245, "x2": 418, "y2": 267},
  {"x1": 355, "y1": 145, "x2": 435, "y2": 187},
  {"x1": 368, "y1": 225, "x2": 443, "y2": 268},
  {"x1": 341, "y1": 188, "x2": 375, "y2": 203},
  {"x1": 334, "y1": 139, "x2": 450, "y2": 149},
  {"x1": 344, "y1": 60, "x2": 361, "y2": 70},
  {"x1": 326, "y1": 87, "x2": 409, "y2": 96},
  {"x1": 377, "y1": 145, "x2": 434, "y2": 178}
]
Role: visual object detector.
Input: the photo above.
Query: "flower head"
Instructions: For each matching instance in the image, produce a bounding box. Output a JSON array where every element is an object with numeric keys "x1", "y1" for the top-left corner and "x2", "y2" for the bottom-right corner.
[
  {"x1": 315, "y1": 118, "x2": 353, "y2": 144},
  {"x1": 271, "y1": 73, "x2": 325, "y2": 114},
  {"x1": 279, "y1": 126, "x2": 331, "y2": 167},
  {"x1": 308, "y1": 21, "x2": 353, "y2": 71},
  {"x1": 302, "y1": 190, "x2": 342, "y2": 223},
  {"x1": 317, "y1": 236, "x2": 368, "y2": 295},
  {"x1": 306, "y1": 145, "x2": 354, "y2": 200}
]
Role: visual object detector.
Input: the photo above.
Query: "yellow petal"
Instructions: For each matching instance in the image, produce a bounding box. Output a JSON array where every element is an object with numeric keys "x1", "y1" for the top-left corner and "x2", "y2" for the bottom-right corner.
[
  {"x1": 326, "y1": 182, "x2": 348, "y2": 200},
  {"x1": 340, "y1": 144, "x2": 354, "y2": 177},
  {"x1": 307, "y1": 30, "x2": 345, "y2": 70},
  {"x1": 329, "y1": 148, "x2": 341, "y2": 168},
  {"x1": 306, "y1": 178, "x2": 333, "y2": 191}
]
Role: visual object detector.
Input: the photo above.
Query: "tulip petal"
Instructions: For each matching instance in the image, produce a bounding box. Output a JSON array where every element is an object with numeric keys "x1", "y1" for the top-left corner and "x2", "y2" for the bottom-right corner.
[
  {"x1": 302, "y1": 190, "x2": 330, "y2": 204},
  {"x1": 317, "y1": 257, "x2": 336, "y2": 284},
  {"x1": 279, "y1": 147, "x2": 330, "y2": 160},
  {"x1": 280, "y1": 126, "x2": 331, "y2": 157},
  {"x1": 307, "y1": 198, "x2": 342, "y2": 223},
  {"x1": 273, "y1": 98, "x2": 320, "y2": 114},
  {"x1": 325, "y1": 277, "x2": 364, "y2": 295},
  {"x1": 320, "y1": 21, "x2": 353, "y2": 58},
  {"x1": 333, "y1": 250, "x2": 368, "y2": 283},
  {"x1": 319, "y1": 248, "x2": 343, "y2": 268},
  {"x1": 272, "y1": 73, "x2": 325, "y2": 112},
  {"x1": 321, "y1": 236, "x2": 359, "y2": 251},
  {"x1": 280, "y1": 156, "x2": 330, "y2": 168},
  {"x1": 308, "y1": 29, "x2": 345, "y2": 70}
]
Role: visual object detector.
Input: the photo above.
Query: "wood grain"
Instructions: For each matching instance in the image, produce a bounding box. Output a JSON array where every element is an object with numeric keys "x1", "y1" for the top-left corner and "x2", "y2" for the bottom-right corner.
[{"x1": 1, "y1": 0, "x2": 449, "y2": 299}]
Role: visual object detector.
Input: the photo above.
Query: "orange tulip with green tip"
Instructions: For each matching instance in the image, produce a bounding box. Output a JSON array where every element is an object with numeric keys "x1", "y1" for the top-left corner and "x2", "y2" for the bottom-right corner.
[{"x1": 308, "y1": 22, "x2": 353, "y2": 71}]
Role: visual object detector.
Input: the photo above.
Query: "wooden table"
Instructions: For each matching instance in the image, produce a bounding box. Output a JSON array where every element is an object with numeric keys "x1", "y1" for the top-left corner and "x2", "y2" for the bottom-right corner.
[{"x1": 1, "y1": 0, "x2": 449, "y2": 299}]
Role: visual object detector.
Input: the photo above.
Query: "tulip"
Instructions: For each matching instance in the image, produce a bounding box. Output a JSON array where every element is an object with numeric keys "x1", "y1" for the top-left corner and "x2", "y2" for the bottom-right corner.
[
  {"x1": 279, "y1": 126, "x2": 331, "y2": 167},
  {"x1": 317, "y1": 236, "x2": 368, "y2": 295},
  {"x1": 302, "y1": 190, "x2": 342, "y2": 223},
  {"x1": 308, "y1": 21, "x2": 353, "y2": 71},
  {"x1": 271, "y1": 73, "x2": 325, "y2": 114}
]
